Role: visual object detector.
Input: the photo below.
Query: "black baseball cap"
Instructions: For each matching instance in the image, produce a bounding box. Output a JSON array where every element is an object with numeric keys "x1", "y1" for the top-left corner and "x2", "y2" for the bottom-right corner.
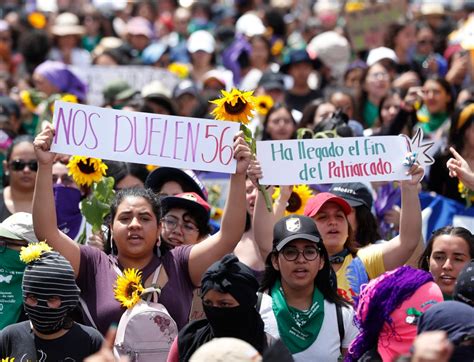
[
  {"x1": 273, "y1": 215, "x2": 322, "y2": 251},
  {"x1": 258, "y1": 71, "x2": 285, "y2": 92},
  {"x1": 329, "y1": 183, "x2": 373, "y2": 209},
  {"x1": 145, "y1": 167, "x2": 208, "y2": 200}
]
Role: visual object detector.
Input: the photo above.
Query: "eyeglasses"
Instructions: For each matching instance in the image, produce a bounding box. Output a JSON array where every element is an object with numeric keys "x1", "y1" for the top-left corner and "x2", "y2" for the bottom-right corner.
[
  {"x1": 9, "y1": 159, "x2": 38, "y2": 172},
  {"x1": 52, "y1": 173, "x2": 75, "y2": 187},
  {"x1": 281, "y1": 246, "x2": 320, "y2": 261},
  {"x1": 368, "y1": 72, "x2": 390, "y2": 80},
  {"x1": 161, "y1": 216, "x2": 199, "y2": 234}
]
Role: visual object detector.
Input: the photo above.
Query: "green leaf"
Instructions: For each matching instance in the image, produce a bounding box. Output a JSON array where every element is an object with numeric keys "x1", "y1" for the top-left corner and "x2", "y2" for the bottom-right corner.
[
  {"x1": 240, "y1": 124, "x2": 257, "y2": 155},
  {"x1": 94, "y1": 177, "x2": 115, "y2": 203},
  {"x1": 81, "y1": 197, "x2": 111, "y2": 233}
]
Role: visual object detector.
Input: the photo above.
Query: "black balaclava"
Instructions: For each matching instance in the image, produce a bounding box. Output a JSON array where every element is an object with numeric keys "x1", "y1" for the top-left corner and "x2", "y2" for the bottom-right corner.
[
  {"x1": 22, "y1": 249, "x2": 80, "y2": 334},
  {"x1": 200, "y1": 254, "x2": 265, "y2": 352}
]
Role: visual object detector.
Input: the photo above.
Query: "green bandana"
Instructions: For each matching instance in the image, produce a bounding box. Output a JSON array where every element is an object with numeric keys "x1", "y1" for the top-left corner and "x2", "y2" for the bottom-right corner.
[
  {"x1": 0, "y1": 248, "x2": 26, "y2": 329},
  {"x1": 416, "y1": 105, "x2": 448, "y2": 133},
  {"x1": 271, "y1": 279, "x2": 325, "y2": 354},
  {"x1": 363, "y1": 100, "x2": 379, "y2": 128}
]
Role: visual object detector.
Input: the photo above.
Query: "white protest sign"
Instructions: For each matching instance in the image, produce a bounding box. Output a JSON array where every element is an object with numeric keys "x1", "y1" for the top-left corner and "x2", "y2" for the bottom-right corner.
[
  {"x1": 50, "y1": 101, "x2": 239, "y2": 173},
  {"x1": 70, "y1": 65, "x2": 179, "y2": 106},
  {"x1": 257, "y1": 136, "x2": 411, "y2": 185}
]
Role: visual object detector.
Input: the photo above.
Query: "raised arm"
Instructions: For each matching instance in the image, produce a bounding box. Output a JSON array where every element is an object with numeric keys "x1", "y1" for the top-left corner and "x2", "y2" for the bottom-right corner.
[
  {"x1": 188, "y1": 133, "x2": 250, "y2": 286},
  {"x1": 380, "y1": 164, "x2": 423, "y2": 271},
  {"x1": 33, "y1": 124, "x2": 81, "y2": 276},
  {"x1": 447, "y1": 147, "x2": 474, "y2": 190},
  {"x1": 250, "y1": 163, "x2": 293, "y2": 260}
]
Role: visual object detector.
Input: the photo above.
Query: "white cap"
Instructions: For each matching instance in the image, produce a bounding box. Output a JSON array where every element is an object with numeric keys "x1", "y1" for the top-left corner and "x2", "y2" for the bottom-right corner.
[
  {"x1": 366, "y1": 47, "x2": 398, "y2": 66},
  {"x1": 307, "y1": 31, "x2": 351, "y2": 80},
  {"x1": 236, "y1": 13, "x2": 266, "y2": 37},
  {"x1": 0, "y1": 212, "x2": 39, "y2": 244},
  {"x1": 187, "y1": 30, "x2": 215, "y2": 54},
  {"x1": 190, "y1": 338, "x2": 262, "y2": 362}
]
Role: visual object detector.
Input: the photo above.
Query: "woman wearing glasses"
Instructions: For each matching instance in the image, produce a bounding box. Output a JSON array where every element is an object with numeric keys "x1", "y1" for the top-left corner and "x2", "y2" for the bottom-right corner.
[
  {"x1": 259, "y1": 215, "x2": 358, "y2": 362},
  {"x1": 0, "y1": 135, "x2": 37, "y2": 222},
  {"x1": 159, "y1": 192, "x2": 212, "y2": 251}
]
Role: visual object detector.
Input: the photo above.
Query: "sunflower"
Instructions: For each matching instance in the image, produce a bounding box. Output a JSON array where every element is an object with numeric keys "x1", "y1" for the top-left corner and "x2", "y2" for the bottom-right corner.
[
  {"x1": 28, "y1": 12, "x2": 47, "y2": 29},
  {"x1": 20, "y1": 242, "x2": 53, "y2": 264},
  {"x1": 168, "y1": 63, "x2": 190, "y2": 79},
  {"x1": 255, "y1": 95, "x2": 274, "y2": 116},
  {"x1": 20, "y1": 90, "x2": 38, "y2": 113},
  {"x1": 272, "y1": 185, "x2": 313, "y2": 216},
  {"x1": 60, "y1": 94, "x2": 79, "y2": 103},
  {"x1": 271, "y1": 39, "x2": 284, "y2": 57},
  {"x1": 210, "y1": 88, "x2": 256, "y2": 125},
  {"x1": 67, "y1": 156, "x2": 108, "y2": 187},
  {"x1": 146, "y1": 164, "x2": 158, "y2": 172},
  {"x1": 458, "y1": 181, "x2": 474, "y2": 206},
  {"x1": 114, "y1": 268, "x2": 145, "y2": 309}
]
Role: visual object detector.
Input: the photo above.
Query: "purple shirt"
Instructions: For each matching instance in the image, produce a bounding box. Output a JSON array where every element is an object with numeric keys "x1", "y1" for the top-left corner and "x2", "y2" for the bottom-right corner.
[{"x1": 76, "y1": 245, "x2": 194, "y2": 335}]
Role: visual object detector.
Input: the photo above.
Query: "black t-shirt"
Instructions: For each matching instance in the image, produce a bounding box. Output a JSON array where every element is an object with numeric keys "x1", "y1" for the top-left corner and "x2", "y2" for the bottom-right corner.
[
  {"x1": 0, "y1": 321, "x2": 103, "y2": 361},
  {"x1": 285, "y1": 89, "x2": 323, "y2": 112}
]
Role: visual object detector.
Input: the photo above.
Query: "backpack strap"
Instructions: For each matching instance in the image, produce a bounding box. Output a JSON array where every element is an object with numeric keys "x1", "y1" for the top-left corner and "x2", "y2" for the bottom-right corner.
[
  {"x1": 336, "y1": 303, "x2": 345, "y2": 351},
  {"x1": 143, "y1": 265, "x2": 163, "y2": 303},
  {"x1": 79, "y1": 297, "x2": 99, "y2": 330}
]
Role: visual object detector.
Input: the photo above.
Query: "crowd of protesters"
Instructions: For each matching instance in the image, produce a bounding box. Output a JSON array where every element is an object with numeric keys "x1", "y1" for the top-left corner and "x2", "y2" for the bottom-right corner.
[{"x1": 0, "y1": 0, "x2": 473, "y2": 361}]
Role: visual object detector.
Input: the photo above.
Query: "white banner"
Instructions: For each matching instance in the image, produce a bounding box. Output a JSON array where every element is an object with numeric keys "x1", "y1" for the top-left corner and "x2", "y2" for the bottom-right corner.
[
  {"x1": 50, "y1": 101, "x2": 239, "y2": 173},
  {"x1": 257, "y1": 136, "x2": 411, "y2": 185},
  {"x1": 70, "y1": 65, "x2": 179, "y2": 106}
]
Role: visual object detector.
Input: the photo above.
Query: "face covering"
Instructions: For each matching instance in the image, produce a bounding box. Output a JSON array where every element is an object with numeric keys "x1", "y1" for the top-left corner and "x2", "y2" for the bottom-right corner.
[
  {"x1": 0, "y1": 247, "x2": 26, "y2": 329},
  {"x1": 22, "y1": 251, "x2": 80, "y2": 335},
  {"x1": 204, "y1": 304, "x2": 264, "y2": 350},
  {"x1": 53, "y1": 184, "x2": 83, "y2": 240}
]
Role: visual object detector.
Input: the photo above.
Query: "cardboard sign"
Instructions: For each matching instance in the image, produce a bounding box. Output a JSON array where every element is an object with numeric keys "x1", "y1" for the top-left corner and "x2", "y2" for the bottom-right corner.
[
  {"x1": 50, "y1": 101, "x2": 239, "y2": 173},
  {"x1": 257, "y1": 136, "x2": 411, "y2": 185},
  {"x1": 345, "y1": 0, "x2": 406, "y2": 51},
  {"x1": 70, "y1": 65, "x2": 179, "y2": 106}
]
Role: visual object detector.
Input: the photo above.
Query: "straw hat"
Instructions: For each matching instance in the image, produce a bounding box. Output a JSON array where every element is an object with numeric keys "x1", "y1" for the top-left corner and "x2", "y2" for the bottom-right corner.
[{"x1": 51, "y1": 12, "x2": 85, "y2": 36}]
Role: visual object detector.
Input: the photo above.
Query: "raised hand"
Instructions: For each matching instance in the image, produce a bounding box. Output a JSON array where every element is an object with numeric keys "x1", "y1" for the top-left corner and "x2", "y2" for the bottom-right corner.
[
  {"x1": 33, "y1": 123, "x2": 57, "y2": 166},
  {"x1": 233, "y1": 131, "x2": 251, "y2": 175},
  {"x1": 401, "y1": 163, "x2": 424, "y2": 188},
  {"x1": 447, "y1": 147, "x2": 474, "y2": 190}
]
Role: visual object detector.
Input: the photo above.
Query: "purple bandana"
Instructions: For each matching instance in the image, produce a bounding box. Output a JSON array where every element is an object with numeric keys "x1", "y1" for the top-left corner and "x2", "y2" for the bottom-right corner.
[
  {"x1": 53, "y1": 184, "x2": 83, "y2": 240},
  {"x1": 34, "y1": 60, "x2": 87, "y2": 102}
]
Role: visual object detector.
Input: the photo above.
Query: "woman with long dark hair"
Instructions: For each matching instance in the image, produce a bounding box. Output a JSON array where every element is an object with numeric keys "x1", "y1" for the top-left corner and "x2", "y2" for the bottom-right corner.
[
  {"x1": 418, "y1": 226, "x2": 473, "y2": 300},
  {"x1": 0, "y1": 135, "x2": 37, "y2": 221},
  {"x1": 258, "y1": 215, "x2": 358, "y2": 361}
]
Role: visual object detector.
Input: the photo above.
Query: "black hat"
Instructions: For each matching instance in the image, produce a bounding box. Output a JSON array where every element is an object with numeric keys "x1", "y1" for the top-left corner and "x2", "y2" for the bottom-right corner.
[
  {"x1": 0, "y1": 96, "x2": 20, "y2": 123},
  {"x1": 329, "y1": 182, "x2": 373, "y2": 209},
  {"x1": 173, "y1": 79, "x2": 199, "y2": 99},
  {"x1": 280, "y1": 49, "x2": 320, "y2": 74},
  {"x1": 258, "y1": 71, "x2": 285, "y2": 91},
  {"x1": 145, "y1": 167, "x2": 208, "y2": 200},
  {"x1": 454, "y1": 260, "x2": 474, "y2": 307},
  {"x1": 273, "y1": 215, "x2": 322, "y2": 251}
]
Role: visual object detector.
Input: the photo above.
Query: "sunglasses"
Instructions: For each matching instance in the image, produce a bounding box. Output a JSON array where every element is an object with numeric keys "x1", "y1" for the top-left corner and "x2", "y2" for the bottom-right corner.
[{"x1": 9, "y1": 159, "x2": 38, "y2": 172}]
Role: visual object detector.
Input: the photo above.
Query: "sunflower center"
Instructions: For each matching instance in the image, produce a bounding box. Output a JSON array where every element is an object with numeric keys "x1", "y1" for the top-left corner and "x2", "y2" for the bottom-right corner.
[
  {"x1": 77, "y1": 159, "x2": 96, "y2": 174},
  {"x1": 287, "y1": 192, "x2": 302, "y2": 213},
  {"x1": 125, "y1": 283, "x2": 139, "y2": 298},
  {"x1": 224, "y1": 97, "x2": 247, "y2": 115}
]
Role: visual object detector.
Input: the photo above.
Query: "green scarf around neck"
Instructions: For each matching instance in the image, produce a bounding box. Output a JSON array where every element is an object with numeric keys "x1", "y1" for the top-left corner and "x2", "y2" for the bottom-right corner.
[
  {"x1": 416, "y1": 105, "x2": 449, "y2": 133},
  {"x1": 271, "y1": 279, "x2": 325, "y2": 354}
]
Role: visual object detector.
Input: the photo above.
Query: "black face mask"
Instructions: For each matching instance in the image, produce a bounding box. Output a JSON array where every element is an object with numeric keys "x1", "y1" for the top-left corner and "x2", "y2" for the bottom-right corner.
[
  {"x1": 203, "y1": 304, "x2": 265, "y2": 352},
  {"x1": 24, "y1": 298, "x2": 72, "y2": 335}
]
